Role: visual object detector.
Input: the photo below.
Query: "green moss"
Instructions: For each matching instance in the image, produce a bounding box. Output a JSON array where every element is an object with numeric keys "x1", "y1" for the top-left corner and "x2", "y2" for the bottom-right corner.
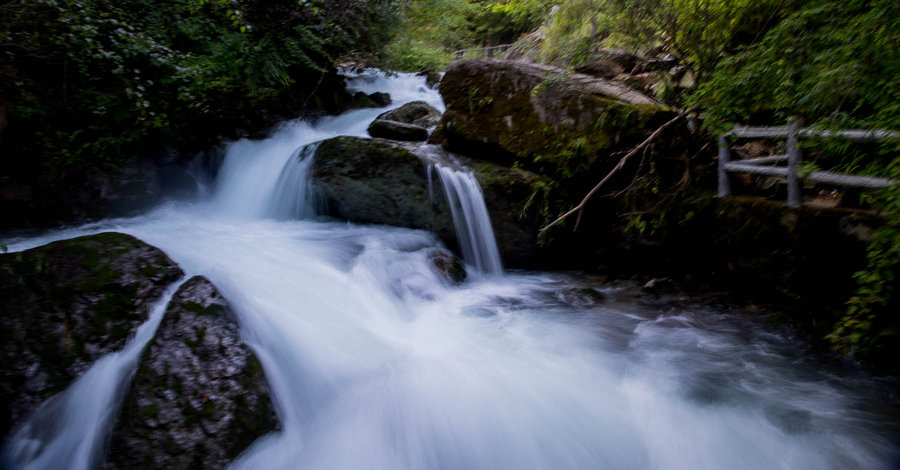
[
  {"x1": 141, "y1": 405, "x2": 159, "y2": 419},
  {"x1": 183, "y1": 399, "x2": 215, "y2": 426},
  {"x1": 184, "y1": 327, "x2": 207, "y2": 355},
  {"x1": 181, "y1": 301, "x2": 225, "y2": 317}
]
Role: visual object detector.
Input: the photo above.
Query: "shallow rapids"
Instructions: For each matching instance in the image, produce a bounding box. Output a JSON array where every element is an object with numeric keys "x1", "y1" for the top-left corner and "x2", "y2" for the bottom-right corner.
[{"x1": 2, "y1": 70, "x2": 899, "y2": 470}]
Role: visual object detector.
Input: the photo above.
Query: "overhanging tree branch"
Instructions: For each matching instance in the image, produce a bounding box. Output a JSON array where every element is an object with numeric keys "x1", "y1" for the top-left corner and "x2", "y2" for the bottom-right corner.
[{"x1": 538, "y1": 103, "x2": 699, "y2": 238}]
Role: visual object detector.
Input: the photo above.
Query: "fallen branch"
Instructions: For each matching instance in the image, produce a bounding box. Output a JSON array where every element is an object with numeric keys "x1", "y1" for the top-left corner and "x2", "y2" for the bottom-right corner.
[{"x1": 538, "y1": 103, "x2": 699, "y2": 238}]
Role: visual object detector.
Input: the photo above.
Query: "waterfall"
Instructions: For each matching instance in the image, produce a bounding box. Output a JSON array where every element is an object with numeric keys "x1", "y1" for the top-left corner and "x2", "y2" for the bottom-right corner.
[
  {"x1": 434, "y1": 165, "x2": 503, "y2": 275},
  {"x1": 268, "y1": 144, "x2": 321, "y2": 219},
  {"x1": 2, "y1": 71, "x2": 900, "y2": 470}
]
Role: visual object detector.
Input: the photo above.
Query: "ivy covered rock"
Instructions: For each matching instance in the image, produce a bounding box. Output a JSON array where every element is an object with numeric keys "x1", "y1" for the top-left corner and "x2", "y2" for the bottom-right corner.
[
  {"x1": 311, "y1": 136, "x2": 456, "y2": 243},
  {"x1": 0, "y1": 232, "x2": 183, "y2": 439},
  {"x1": 435, "y1": 59, "x2": 672, "y2": 177},
  {"x1": 106, "y1": 276, "x2": 278, "y2": 470}
]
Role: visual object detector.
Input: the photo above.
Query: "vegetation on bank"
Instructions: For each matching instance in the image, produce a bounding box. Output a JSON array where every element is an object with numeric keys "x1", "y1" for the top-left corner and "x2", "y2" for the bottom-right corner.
[
  {"x1": 0, "y1": 0, "x2": 398, "y2": 171},
  {"x1": 378, "y1": 0, "x2": 554, "y2": 72}
]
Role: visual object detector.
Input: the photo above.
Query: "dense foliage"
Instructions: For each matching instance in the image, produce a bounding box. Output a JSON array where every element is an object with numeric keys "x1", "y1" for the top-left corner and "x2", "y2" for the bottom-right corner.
[
  {"x1": 0, "y1": 0, "x2": 398, "y2": 172},
  {"x1": 380, "y1": 0, "x2": 553, "y2": 72},
  {"x1": 539, "y1": 0, "x2": 793, "y2": 77}
]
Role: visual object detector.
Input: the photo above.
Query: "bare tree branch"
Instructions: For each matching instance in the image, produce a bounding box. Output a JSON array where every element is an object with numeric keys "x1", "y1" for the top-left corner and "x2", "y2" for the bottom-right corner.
[{"x1": 538, "y1": 103, "x2": 699, "y2": 238}]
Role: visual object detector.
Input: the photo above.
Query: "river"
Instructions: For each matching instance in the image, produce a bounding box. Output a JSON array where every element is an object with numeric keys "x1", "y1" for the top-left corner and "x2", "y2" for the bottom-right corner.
[{"x1": 2, "y1": 70, "x2": 899, "y2": 470}]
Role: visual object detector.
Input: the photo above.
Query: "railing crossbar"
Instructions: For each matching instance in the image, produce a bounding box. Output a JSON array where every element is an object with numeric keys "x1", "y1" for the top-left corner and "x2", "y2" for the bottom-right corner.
[{"x1": 718, "y1": 120, "x2": 897, "y2": 207}]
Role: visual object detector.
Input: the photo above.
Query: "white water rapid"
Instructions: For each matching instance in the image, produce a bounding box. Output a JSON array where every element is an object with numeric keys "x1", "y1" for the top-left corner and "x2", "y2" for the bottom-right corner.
[{"x1": 2, "y1": 70, "x2": 900, "y2": 470}]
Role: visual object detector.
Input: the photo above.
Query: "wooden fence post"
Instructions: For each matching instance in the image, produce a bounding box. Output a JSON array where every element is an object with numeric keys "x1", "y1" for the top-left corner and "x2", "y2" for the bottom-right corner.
[
  {"x1": 717, "y1": 135, "x2": 731, "y2": 197},
  {"x1": 786, "y1": 119, "x2": 802, "y2": 207}
]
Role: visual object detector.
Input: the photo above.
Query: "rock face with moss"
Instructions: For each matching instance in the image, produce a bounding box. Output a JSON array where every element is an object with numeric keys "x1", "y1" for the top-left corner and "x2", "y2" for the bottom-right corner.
[
  {"x1": 0, "y1": 232, "x2": 183, "y2": 439},
  {"x1": 311, "y1": 137, "x2": 457, "y2": 243},
  {"x1": 367, "y1": 119, "x2": 429, "y2": 141},
  {"x1": 466, "y1": 158, "x2": 550, "y2": 267},
  {"x1": 435, "y1": 59, "x2": 671, "y2": 177},
  {"x1": 310, "y1": 137, "x2": 549, "y2": 267},
  {"x1": 107, "y1": 275, "x2": 278, "y2": 470},
  {"x1": 377, "y1": 101, "x2": 442, "y2": 128}
]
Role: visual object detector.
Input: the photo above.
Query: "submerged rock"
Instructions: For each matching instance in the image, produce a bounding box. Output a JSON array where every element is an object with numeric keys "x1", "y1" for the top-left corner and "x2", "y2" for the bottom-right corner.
[
  {"x1": 376, "y1": 101, "x2": 442, "y2": 128},
  {"x1": 0, "y1": 232, "x2": 183, "y2": 439},
  {"x1": 435, "y1": 59, "x2": 672, "y2": 176},
  {"x1": 351, "y1": 91, "x2": 392, "y2": 108},
  {"x1": 367, "y1": 119, "x2": 429, "y2": 141},
  {"x1": 311, "y1": 136, "x2": 456, "y2": 242},
  {"x1": 428, "y1": 248, "x2": 467, "y2": 283},
  {"x1": 107, "y1": 276, "x2": 278, "y2": 470},
  {"x1": 417, "y1": 71, "x2": 442, "y2": 88}
]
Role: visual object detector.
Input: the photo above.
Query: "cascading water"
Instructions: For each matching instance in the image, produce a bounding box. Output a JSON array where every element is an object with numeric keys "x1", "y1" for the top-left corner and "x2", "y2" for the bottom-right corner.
[
  {"x1": 419, "y1": 144, "x2": 502, "y2": 275},
  {"x1": 3, "y1": 71, "x2": 900, "y2": 470},
  {"x1": 435, "y1": 165, "x2": 502, "y2": 275}
]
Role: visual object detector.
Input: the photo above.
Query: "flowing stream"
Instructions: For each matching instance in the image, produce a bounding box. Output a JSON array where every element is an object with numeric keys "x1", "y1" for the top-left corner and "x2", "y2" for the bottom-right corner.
[{"x1": 3, "y1": 70, "x2": 900, "y2": 469}]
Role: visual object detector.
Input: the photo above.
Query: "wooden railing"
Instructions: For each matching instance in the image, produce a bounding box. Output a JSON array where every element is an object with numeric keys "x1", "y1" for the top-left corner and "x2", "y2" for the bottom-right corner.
[
  {"x1": 717, "y1": 121, "x2": 898, "y2": 207},
  {"x1": 453, "y1": 44, "x2": 514, "y2": 60}
]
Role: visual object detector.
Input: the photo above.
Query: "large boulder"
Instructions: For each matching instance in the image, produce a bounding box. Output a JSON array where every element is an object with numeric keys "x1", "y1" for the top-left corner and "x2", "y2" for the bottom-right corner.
[
  {"x1": 376, "y1": 101, "x2": 442, "y2": 128},
  {"x1": 435, "y1": 59, "x2": 672, "y2": 177},
  {"x1": 311, "y1": 137, "x2": 456, "y2": 243},
  {"x1": 310, "y1": 136, "x2": 548, "y2": 267},
  {"x1": 367, "y1": 119, "x2": 429, "y2": 142},
  {"x1": 107, "y1": 276, "x2": 278, "y2": 470},
  {"x1": 0, "y1": 232, "x2": 183, "y2": 438}
]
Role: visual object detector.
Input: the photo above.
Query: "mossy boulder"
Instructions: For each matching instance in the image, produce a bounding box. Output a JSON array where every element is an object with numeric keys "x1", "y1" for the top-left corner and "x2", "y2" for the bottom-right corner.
[
  {"x1": 310, "y1": 137, "x2": 549, "y2": 268},
  {"x1": 367, "y1": 120, "x2": 429, "y2": 142},
  {"x1": 0, "y1": 232, "x2": 183, "y2": 439},
  {"x1": 311, "y1": 136, "x2": 456, "y2": 243},
  {"x1": 376, "y1": 101, "x2": 442, "y2": 128},
  {"x1": 435, "y1": 59, "x2": 672, "y2": 177},
  {"x1": 107, "y1": 276, "x2": 278, "y2": 470}
]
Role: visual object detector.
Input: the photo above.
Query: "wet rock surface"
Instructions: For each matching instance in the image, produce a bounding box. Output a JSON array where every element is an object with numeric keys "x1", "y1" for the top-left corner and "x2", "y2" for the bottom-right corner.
[
  {"x1": 0, "y1": 232, "x2": 183, "y2": 439},
  {"x1": 352, "y1": 91, "x2": 392, "y2": 108},
  {"x1": 311, "y1": 136, "x2": 456, "y2": 243},
  {"x1": 367, "y1": 119, "x2": 429, "y2": 141},
  {"x1": 467, "y1": 158, "x2": 549, "y2": 267},
  {"x1": 376, "y1": 101, "x2": 442, "y2": 128},
  {"x1": 427, "y1": 247, "x2": 467, "y2": 283},
  {"x1": 106, "y1": 276, "x2": 278, "y2": 470}
]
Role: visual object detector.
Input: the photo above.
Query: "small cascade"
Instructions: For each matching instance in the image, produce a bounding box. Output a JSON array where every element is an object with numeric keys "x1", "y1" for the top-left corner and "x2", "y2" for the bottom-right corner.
[
  {"x1": 434, "y1": 165, "x2": 502, "y2": 275},
  {"x1": 419, "y1": 145, "x2": 502, "y2": 275},
  {"x1": 268, "y1": 144, "x2": 321, "y2": 219}
]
